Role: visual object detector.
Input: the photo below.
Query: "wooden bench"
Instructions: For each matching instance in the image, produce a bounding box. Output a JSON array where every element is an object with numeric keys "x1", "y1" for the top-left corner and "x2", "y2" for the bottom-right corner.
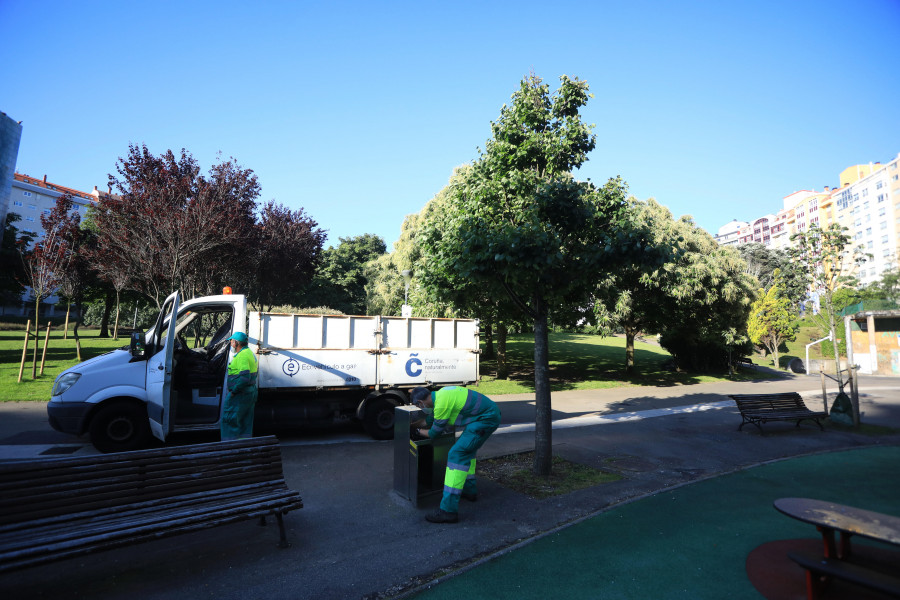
[
  {"x1": 729, "y1": 392, "x2": 827, "y2": 432},
  {"x1": 775, "y1": 497, "x2": 900, "y2": 599},
  {"x1": 0, "y1": 435, "x2": 302, "y2": 573},
  {"x1": 788, "y1": 549, "x2": 900, "y2": 599}
]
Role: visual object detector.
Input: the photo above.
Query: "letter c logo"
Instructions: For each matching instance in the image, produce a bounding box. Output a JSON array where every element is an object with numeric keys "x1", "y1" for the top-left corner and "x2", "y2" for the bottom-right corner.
[{"x1": 406, "y1": 353, "x2": 423, "y2": 377}]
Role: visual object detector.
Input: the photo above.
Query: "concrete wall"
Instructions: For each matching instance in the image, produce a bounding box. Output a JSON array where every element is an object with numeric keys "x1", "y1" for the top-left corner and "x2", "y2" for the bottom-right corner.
[{"x1": 849, "y1": 313, "x2": 900, "y2": 376}]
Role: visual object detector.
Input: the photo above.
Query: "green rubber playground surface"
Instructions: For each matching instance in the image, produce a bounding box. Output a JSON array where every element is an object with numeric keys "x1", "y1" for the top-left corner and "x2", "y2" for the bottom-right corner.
[{"x1": 411, "y1": 446, "x2": 900, "y2": 599}]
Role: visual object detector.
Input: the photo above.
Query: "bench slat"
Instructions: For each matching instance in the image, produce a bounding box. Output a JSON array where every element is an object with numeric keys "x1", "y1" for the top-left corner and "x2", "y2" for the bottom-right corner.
[
  {"x1": 1, "y1": 489, "x2": 302, "y2": 554},
  {"x1": 728, "y1": 393, "x2": 826, "y2": 432},
  {"x1": 0, "y1": 435, "x2": 302, "y2": 573},
  {"x1": 788, "y1": 549, "x2": 900, "y2": 597}
]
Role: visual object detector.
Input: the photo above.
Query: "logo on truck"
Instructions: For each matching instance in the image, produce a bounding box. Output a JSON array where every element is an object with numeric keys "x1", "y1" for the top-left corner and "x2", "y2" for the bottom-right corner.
[
  {"x1": 282, "y1": 358, "x2": 301, "y2": 377},
  {"x1": 405, "y1": 353, "x2": 423, "y2": 377}
]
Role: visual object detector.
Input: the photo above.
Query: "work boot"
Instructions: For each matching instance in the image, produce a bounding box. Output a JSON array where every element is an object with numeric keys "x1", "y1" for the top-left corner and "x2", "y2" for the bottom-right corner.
[
  {"x1": 425, "y1": 509, "x2": 459, "y2": 524},
  {"x1": 461, "y1": 492, "x2": 478, "y2": 502}
]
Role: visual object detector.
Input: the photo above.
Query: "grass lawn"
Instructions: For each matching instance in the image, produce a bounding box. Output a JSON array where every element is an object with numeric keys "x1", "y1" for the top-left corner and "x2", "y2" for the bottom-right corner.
[
  {"x1": 471, "y1": 332, "x2": 774, "y2": 397},
  {"x1": 1, "y1": 328, "x2": 775, "y2": 403},
  {"x1": 748, "y1": 321, "x2": 830, "y2": 371},
  {"x1": 0, "y1": 329, "x2": 127, "y2": 402}
]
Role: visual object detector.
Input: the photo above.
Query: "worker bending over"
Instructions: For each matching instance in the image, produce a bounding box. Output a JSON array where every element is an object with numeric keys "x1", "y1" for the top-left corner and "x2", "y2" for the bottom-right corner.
[{"x1": 411, "y1": 386, "x2": 501, "y2": 523}]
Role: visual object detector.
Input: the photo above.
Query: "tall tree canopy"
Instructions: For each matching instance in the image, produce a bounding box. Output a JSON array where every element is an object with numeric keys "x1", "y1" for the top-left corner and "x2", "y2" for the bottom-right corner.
[
  {"x1": 747, "y1": 280, "x2": 799, "y2": 370},
  {"x1": 303, "y1": 234, "x2": 386, "y2": 314},
  {"x1": 419, "y1": 74, "x2": 629, "y2": 476},
  {"x1": 790, "y1": 223, "x2": 868, "y2": 393},
  {"x1": 657, "y1": 219, "x2": 757, "y2": 372},
  {"x1": 247, "y1": 200, "x2": 326, "y2": 312},
  {"x1": 592, "y1": 198, "x2": 676, "y2": 373},
  {"x1": 95, "y1": 145, "x2": 259, "y2": 307}
]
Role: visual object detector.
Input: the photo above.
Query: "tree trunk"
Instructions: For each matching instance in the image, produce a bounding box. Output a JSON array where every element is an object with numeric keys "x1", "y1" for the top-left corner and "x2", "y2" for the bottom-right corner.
[
  {"x1": 63, "y1": 304, "x2": 70, "y2": 340},
  {"x1": 825, "y1": 290, "x2": 844, "y2": 392},
  {"x1": 496, "y1": 323, "x2": 508, "y2": 380},
  {"x1": 113, "y1": 289, "x2": 121, "y2": 340},
  {"x1": 482, "y1": 322, "x2": 495, "y2": 359},
  {"x1": 533, "y1": 296, "x2": 552, "y2": 477},
  {"x1": 624, "y1": 325, "x2": 635, "y2": 375},
  {"x1": 73, "y1": 301, "x2": 83, "y2": 362},
  {"x1": 32, "y1": 296, "x2": 40, "y2": 379},
  {"x1": 773, "y1": 342, "x2": 780, "y2": 371},
  {"x1": 98, "y1": 290, "x2": 114, "y2": 338}
]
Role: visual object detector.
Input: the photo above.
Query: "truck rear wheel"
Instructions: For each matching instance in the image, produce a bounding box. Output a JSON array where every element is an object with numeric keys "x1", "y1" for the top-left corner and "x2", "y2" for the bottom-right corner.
[
  {"x1": 363, "y1": 396, "x2": 396, "y2": 440},
  {"x1": 89, "y1": 401, "x2": 152, "y2": 453}
]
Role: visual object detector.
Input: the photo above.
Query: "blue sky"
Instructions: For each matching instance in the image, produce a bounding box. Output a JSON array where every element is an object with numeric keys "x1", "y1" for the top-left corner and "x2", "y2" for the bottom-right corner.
[{"x1": 2, "y1": 0, "x2": 899, "y2": 249}]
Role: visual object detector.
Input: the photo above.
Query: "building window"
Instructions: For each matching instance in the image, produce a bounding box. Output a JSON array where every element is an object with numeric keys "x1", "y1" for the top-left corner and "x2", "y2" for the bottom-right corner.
[
  {"x1": 862, "y1": 189, "x2": 868, "y2": 197},
  {"x1": 867, "y1": 241, "x2": 874, "y2": 249},
  {"x1": 876, "y1": 181, "x2": 883, "y2": 189},
  {"x1": 42, "y1": 209, "x2": 52, "y2": 215},
  {"x1": 855, "y1": 218, "x2": 862, "y2": 227},
  {"x1": 27, "y1": 204, "x2": 36, "y2": 210},
  {"x1": 866, "y1": 227, "x2": 872, "y2": 236},
  {"x1": 879, "y1": 207, "x2": 886, "y2": 216},
  {"x1": 881, "y1": 221, "x2": 888, "y2": 230},
  {"x1": 879, "y1": 194, "x2": 887, "y2": 202},
  {"x1": 25, "y1": 216, "x2": 35, "y2": 222},
  {"x1": 13, "y1": 200, "x2": 23, "y2": 207},
  {"x1": 882, "y1": 235, "x2": 889, "y2": 244},
  {"x1": 22, "y1": 191, "x2": 32, "y2": 197}
]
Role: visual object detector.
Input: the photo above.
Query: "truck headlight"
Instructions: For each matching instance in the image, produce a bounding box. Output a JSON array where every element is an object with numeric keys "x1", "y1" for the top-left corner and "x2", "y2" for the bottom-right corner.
[{"x1": 52, "y1": 373, "x2": 81, "y2": 396}]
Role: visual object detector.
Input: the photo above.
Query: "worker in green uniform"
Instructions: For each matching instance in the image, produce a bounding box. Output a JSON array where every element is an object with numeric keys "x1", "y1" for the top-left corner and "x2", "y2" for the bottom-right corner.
[
  {"x1": 221, "y1": 331, "x2": 258, "y2": 440},
  {"x1": 411, "y1": 386, "x2": 502, "y2": 523}
]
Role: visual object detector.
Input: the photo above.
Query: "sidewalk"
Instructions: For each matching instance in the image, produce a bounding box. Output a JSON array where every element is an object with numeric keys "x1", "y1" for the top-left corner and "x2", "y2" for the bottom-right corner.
[{"x1": 1, "y1": 375, "x2": 899, "y2": 599}]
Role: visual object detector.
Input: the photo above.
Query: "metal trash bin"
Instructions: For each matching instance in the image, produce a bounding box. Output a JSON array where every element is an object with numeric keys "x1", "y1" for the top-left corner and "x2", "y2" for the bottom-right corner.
[{"x1": 393, "y1": 405, "x2": 454, "y2": 507}]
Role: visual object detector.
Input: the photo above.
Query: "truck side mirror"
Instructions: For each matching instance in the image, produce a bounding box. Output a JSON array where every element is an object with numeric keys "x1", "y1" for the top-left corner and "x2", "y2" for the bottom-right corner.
[{"x1": 130, "y1": 332, "x2": 147, "y2": 358}]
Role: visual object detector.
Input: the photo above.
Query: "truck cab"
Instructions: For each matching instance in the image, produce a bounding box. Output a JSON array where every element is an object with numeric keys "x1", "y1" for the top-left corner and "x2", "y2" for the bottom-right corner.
[{"x1": 48, "y1": 291, "x2": 246, "y2": 452}]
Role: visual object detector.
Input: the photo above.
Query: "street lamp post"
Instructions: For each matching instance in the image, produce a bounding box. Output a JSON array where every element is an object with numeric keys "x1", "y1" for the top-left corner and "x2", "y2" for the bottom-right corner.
[{"x1": 401, "y1": 270, "x2": 412, "y2": 317}]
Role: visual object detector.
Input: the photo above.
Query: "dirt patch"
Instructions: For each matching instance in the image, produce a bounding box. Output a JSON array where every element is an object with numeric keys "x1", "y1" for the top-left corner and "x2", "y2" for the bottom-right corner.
[{"x1": 479, "y1": 451, "x2": 622, "y2": 499}]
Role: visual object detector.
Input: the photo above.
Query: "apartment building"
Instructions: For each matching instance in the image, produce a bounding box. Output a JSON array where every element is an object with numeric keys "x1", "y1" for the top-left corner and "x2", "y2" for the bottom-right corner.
[
  {"x1": 4, "y1": 173, "x2": 103, "y2": 316},
  {"x1": 10, "y1": 172, "x2": 98, "y2": 241},
  {"x1": 715, "y1": 153, "x2": 900, "y2": 286},
  {"x1": 837, "y1": 157, "x2": 900, "y2": 285}
]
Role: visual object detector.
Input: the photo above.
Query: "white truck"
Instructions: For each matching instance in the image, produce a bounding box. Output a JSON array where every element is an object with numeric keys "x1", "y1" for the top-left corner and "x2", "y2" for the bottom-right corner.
[{"x1": 48, "y1": 291, "x2": 480, "y2": 452}]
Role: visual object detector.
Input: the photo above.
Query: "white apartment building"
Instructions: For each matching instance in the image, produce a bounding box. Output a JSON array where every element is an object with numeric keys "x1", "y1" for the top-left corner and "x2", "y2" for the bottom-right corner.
[
  {"x1": 837, "y1": 156, "x2": 900, "y2": 286},
  {"x1": 715, "y1": 153, "x2": 900, "y2": 287},
  {"x1": 9, "y1": 173, "x2": 98, "y2": 242},
  {"x1": 4, "y1": 173, "x2": 101, "y2": 316}
]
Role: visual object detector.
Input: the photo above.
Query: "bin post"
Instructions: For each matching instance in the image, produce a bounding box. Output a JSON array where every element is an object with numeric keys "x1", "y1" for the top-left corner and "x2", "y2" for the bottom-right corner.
[{"x1": 392, "y1": 405, "x2": 453, "y2": 507}]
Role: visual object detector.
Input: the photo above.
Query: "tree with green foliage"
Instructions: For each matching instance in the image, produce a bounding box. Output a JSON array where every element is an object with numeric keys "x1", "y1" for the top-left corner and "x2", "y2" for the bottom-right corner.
[
  {"x1": 592, "y1": 198, "x2": 675, "y2": 374},
  {"x1": 789, "y1": 223, "x2": 868, "y2": 391},
  {"x1": 738, "y1": 242, "x2": 806, "y2": 305},
  {"x1": 419, "y1": 74, "x2": 629, "y2": 476},
  {"x1": 657, "y1": 220, "x2": 757, "y2": 372},
  {"x1": 747, "y1": 281, "x2": 799, "y2": 370},
  {"x1": 303, "y1": 234, "x2": 386, "y2": 314},
  {"x1": 1, "y1": 213, "x2": 33, "y2": 309}
]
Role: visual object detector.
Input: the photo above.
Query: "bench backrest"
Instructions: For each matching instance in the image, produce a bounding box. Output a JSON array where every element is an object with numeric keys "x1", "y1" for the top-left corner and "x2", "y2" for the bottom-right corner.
[
  {"x1": 0, "y1": 436, "x2": 287, "y2": 526},
  {"x1": 730, "y1": 393, "x2": 806, "y2": 411}
]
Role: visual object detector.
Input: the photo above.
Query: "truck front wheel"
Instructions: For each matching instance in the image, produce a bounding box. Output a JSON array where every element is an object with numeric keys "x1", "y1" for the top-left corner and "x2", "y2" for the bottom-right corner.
[
  {"x1": 363, "y1": 396, "x2": 396, "y2": 440},
  {"x1": 89, "y1": 401, "x2": 152, "y2": 453}
]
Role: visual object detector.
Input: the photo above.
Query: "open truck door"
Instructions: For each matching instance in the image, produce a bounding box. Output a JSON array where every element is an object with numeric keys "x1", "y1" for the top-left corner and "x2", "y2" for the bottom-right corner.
[{"x1": 147, "y1": 290, "x2": 181, "y2": 441}]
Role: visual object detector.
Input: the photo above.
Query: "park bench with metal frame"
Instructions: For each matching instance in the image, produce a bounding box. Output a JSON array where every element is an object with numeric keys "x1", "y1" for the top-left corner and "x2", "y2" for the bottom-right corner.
[
  {"x1": 0, "y1": 435, "x2": 302, "y2": 573},
  {"x1": 728, "y1": 392, "x2": 827, "y2": 432},
  {"x1": 774, "y1": 497, "x2": 900, "y2": 599}
]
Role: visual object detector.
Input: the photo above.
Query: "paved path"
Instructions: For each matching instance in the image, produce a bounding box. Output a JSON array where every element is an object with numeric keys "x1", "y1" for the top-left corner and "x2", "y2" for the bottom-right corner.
[{"x1": 1, "y1": 373, "x2": 899, "y2": 599}]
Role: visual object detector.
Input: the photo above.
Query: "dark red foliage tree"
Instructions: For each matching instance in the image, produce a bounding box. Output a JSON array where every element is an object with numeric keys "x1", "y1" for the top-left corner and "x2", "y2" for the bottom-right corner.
[
  {"x1": 247, "y1": 200, "x2": 326, "y2": 311},
  {"x1": 94, "y1": 145, "x2": 259, "y2": 307}
]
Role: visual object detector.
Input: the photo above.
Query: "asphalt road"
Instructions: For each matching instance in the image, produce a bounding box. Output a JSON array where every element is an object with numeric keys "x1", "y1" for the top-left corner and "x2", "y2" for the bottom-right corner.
[{"x1": 1, "y1": 372, "x2": 899, "y2": 599}]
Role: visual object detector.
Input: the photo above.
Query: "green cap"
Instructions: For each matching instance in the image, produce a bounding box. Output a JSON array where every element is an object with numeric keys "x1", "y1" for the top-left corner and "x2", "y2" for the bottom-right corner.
[{"x1": 229, "y1": 331, "x2": 248, "y2": 344}]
